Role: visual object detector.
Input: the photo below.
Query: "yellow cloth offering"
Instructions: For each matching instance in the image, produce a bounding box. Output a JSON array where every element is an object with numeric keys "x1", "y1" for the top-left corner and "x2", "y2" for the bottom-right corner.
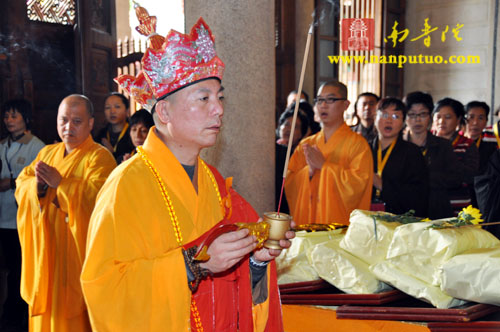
[
  {"x1": 441, "y1": 246, "x2": 500, "y2": 306},
  {"x1": 308, "y1": 236, "x2": 392, "y2": 294},
  {"x1": 276, "y1": 230, "x2": 342, "y2": 284},
  {"x1": 339, "y1": 209, "x2": 402, "y2": 265},
  {"x1": 369, "y1": 217, "x2": 499, "y2": 309},
  {"x1": 371, "y1": 261, "x2": 466, "y2": 309},
  {"x1": 385, "y1": 220, "x2": 500, "y2": 286}
]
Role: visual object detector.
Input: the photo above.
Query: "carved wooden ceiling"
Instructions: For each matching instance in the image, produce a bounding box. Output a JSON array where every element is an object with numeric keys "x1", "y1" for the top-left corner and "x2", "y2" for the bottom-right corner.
[{"x1": 26, "y1": 0, "x2": 76, "y2": 25}]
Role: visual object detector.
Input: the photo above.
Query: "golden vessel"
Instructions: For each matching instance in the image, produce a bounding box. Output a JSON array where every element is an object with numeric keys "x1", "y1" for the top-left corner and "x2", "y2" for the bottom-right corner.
[{"x1": 263, "y1": 212, "x2": 292, "y2": 249}]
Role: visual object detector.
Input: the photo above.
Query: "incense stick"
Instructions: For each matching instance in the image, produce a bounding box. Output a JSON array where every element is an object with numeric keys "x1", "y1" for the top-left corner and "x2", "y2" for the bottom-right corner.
[{"x1": 277, "y1": 24, "x2": 314, "y2": 215}]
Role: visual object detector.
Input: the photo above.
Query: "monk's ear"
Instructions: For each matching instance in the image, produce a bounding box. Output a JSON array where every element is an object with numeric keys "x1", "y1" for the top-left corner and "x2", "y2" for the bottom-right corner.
[
  {"x1": 89, "y1": 117, "x2": 94, "y2": 131},
  {"x1": 343, "y1": 99, "x2": 350, "y2": 111},
  {"x1": 155, "y1": 100, "x2": 170, "y2": 124}
]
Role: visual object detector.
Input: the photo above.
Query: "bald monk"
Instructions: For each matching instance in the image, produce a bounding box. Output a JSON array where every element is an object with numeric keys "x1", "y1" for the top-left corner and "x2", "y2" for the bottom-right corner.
[
  {"x1": 285, "y1": 81, "x2": 373, "y2": 225},
  {"x1": 15, "y1": 94, "x2": 116, "y2": 332}
]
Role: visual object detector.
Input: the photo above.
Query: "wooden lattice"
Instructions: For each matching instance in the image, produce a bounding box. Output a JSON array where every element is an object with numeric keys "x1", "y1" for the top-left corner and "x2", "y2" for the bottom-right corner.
[{"x1": 26, "y1": 0, "x2": 76, "y2": 25}]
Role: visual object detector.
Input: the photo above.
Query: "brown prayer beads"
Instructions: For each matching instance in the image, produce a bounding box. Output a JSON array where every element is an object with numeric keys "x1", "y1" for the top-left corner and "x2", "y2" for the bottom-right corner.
[{"x1": 183, "y1": 246, "x2": 210, "y2": 293}]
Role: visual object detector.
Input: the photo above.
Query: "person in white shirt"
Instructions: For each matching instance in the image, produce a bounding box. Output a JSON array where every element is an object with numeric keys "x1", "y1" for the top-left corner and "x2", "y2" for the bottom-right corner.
[{"x1": 0, "y1": 99, "x2": 45, "y2": 330}]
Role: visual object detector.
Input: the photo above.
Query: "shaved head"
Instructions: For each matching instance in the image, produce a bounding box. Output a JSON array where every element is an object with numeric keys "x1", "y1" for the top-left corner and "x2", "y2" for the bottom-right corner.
[
  {"x1": 319, "y1": 81, "x2": 348, "y2": 99},
  {"x1": 57, "y1": 94, "x2": 95, "y2": 153},
  {"x1": 61, "y1": 94, "x2": 94, "y2": 117}
]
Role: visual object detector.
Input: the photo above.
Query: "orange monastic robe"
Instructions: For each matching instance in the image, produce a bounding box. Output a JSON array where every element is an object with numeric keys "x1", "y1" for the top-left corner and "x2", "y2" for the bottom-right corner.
[
  {"x1": 285, "y1": 124, "x2": 373, "y2": 225},
  {"x1": 81, "y1": 128, "x2": 283, "y2": 332},
  {"x1": 15, "y1": 135, "x2": 116, "y2": 332}
]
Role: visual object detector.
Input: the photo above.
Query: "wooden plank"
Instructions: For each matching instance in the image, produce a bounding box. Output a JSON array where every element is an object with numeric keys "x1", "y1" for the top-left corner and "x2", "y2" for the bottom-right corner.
[
  {"x1": 279, "y1": 280, "x2": 409, "y2": 305},
  {"x1": 428, "y1": 321, "x2": 500, "y2": 331},
  {"x1": 336, "y1": 303, "x2": 500, "y2": 322}
]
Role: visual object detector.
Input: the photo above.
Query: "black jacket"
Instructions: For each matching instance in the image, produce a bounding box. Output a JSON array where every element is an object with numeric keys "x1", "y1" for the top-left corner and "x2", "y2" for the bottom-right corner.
[
  {"x1": 370, "y1": 136, "x2": 429, "y2": 217},
  {"x1": 416, "y1": 133, "x2": 462, "y2": 219},
  {"x1": 475, "y1": 150, "x2": 500, "y2": 238},
  {"x1": 94, "y1": 124, "x2": 134, "y2": 163}
]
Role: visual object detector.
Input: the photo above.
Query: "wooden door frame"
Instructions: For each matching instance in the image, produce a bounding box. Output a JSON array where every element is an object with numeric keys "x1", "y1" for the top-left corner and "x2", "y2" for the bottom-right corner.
[{"x1": 74, "y1": 0, "x2": 117, "y2": 131}]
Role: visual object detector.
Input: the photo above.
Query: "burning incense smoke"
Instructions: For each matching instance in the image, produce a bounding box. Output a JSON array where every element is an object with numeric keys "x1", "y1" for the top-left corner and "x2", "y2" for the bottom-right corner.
[{"x1": 311, "y1": 0, "x2": 340, "y2": 28}]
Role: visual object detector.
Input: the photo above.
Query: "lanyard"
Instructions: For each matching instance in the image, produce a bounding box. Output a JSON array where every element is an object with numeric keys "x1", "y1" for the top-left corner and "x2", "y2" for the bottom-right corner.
[
  {"x1": 494, "y1": 122, "x2": 500, "y2": 148},
  {"x1": 377, "y1": 139, "x2": 397, "y2": 177},
  {"x1": 376, "y1": 139, "x2": 397, "y2": 197},
  {"x1": 475, "y1": 134, "x2": 482, "y2": 148},
  {"x1": 408, "y1": 133, "x2": 427, "y2": 156},
  {"x1": 4, "y1": 140, "x2": 23, "y2": 176},
  {"x1": 107, "y1": 122, "x2": 129, "y2": 153},
  {"x1": 451, "y1": 134, "x2": 460, "y2": 148}
]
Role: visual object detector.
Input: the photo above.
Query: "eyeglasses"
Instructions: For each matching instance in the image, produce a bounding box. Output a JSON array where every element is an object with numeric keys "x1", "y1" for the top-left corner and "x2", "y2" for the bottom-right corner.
[
  {"x1": 407, "y1": 112, "x2": 429, "y2": 119},
  {"x1": 377, "y1": 112, "x2": 402, "y2": 120},
  {"x1": 314, "y1": 97, "x2": 347, "y2": 105}
]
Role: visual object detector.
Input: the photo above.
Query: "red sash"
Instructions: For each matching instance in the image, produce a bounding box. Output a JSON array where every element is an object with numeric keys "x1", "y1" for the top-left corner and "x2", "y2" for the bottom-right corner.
[{"x1": 184, "y1": 164, "x2": 283, "y2": 332}]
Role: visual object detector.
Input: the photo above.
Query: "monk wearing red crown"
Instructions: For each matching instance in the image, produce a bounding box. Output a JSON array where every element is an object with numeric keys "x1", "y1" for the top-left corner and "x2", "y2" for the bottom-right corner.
[{"x1": 81, "y1": 11, "x2": 291, "y2": 332}]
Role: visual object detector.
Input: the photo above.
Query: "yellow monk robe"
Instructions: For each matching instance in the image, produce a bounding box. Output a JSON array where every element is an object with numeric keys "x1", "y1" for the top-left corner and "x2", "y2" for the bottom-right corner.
[
  {"x1": 15, "y1": 135, "x2": 116, "y2": 332},
  {"x1": 285, "y1": 124, "x2": 373, "y2": 225},
  {"x1": 81, "y1": 128, "x2": 282, "y2": 332}
]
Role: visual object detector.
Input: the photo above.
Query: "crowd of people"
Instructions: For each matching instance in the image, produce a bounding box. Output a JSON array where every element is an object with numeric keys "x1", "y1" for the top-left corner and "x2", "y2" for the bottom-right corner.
[
  {"x1": 277, "y1": 84, "x2": 500, "y2": 230},
  {"x1": 0, "y1": 17, "x2": 295, "y2": 332},
  {"x1": 0, "y1": 10, "x2": 500, "y2": 332},
  {"x1": 1, "y1": 79, "x2": 499, "y2": 332}
]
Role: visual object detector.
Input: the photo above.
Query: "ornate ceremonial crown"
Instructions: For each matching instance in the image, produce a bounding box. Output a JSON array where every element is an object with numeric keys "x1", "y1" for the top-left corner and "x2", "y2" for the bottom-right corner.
[
  {"x1": 115, "y1": 71, "x2": 157, "y2": 111},
  {"x1": 115, "y1": 4, "x2": 225, "y2": 111}
]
